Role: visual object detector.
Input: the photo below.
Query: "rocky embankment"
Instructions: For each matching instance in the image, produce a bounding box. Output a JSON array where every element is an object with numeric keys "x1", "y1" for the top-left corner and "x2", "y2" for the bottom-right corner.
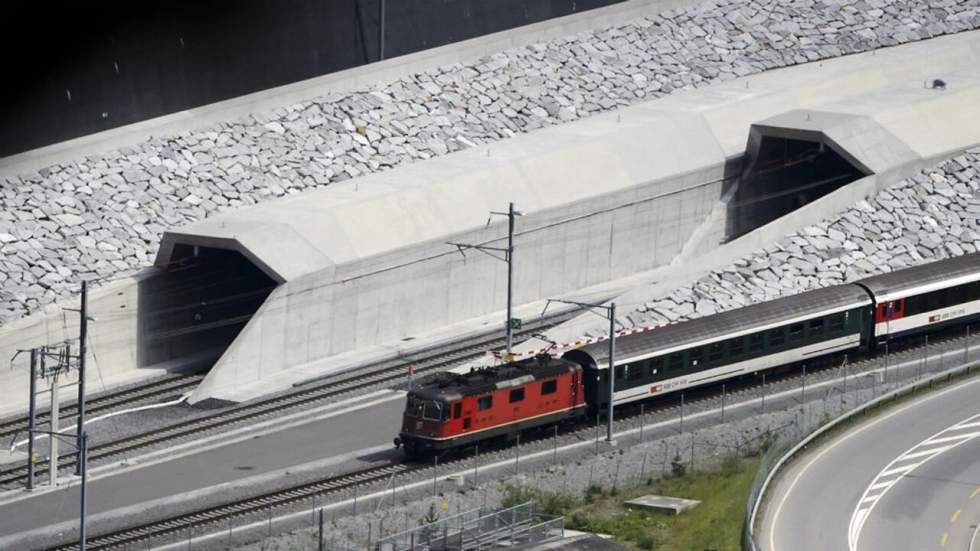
[{"x1": 2, "y1": 0, "x2": 979, "y2": 323}]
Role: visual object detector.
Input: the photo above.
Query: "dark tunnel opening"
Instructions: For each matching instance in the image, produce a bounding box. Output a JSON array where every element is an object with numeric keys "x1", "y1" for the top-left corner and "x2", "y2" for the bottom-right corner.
[
  {"x1": 137, "y1": 246, "x2": 277, "y2": 373},
  {"x1": 727, "y1": 136, "x2": 868, "y2": 239}
]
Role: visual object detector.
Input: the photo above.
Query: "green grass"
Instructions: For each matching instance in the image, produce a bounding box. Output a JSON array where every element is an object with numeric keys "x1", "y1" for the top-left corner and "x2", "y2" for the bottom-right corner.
[{"x1": 504, "y1": 455, "x2": 761, "y2": 551}]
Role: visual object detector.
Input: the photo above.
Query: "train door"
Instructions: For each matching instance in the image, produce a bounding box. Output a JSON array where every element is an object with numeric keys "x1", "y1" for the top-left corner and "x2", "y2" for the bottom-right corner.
[
  {"x1": 570, "y1": 370, "x2": 580, "y2": 409},
  {"x1": 876, "y1": 299, "x2": 905, "y2": 342},
  {"x1": 562, "y1": 350, "x2": 599, "y2": 413},
  {"x1": 461, "y1": 399, "x2": 473, "y2": 432}
]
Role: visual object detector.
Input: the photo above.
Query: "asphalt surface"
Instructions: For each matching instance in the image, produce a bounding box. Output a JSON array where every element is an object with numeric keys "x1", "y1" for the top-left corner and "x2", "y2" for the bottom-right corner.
[
  {"x1": 760, "y1": 372, "x2": 980, "y2": 551},
  {"x1": 0, "y1": 393, "x2": 405, "y2": 539}
]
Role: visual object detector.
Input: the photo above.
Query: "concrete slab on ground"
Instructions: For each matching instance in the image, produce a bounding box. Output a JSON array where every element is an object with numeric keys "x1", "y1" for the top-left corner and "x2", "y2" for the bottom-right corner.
[{"x1": 625, "y1": 494, "x2": 701, "y2": 515}]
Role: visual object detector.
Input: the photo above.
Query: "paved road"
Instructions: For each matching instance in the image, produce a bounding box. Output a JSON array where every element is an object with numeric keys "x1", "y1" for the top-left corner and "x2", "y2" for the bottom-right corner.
[
  {"x1": 0, "y1": 393, "x2": 404, "y2": 539},
  {"x1": 760, "y1": 374, "x2": 980, "y2": 551}
]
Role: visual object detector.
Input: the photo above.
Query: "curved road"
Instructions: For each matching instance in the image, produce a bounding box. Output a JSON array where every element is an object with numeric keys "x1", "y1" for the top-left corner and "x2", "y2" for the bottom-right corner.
[{"x1": 761, "y1": 374, "x2": 980, "y2": 551}]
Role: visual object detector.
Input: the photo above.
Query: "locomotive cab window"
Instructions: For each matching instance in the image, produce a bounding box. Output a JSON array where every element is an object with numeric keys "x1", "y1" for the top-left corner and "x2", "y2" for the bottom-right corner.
[
  {"x1": 509, "y1": 388, "x2": 525, "y2": 403},
  {"x1": 477, "y1": 395, "x2": 493, "y2": 411},
  {"x1": 453, "y1": 403, "x2": 462, "y2": 419},
  {"x1": 406, "y1": 398, "x2": 423, "y2": 417},
  {"x1": 422, "y1": 401, "x2": 443, "y2": 421},
  {"x1": 541, "y1": 379, "x2": 557, "y2": 395}
]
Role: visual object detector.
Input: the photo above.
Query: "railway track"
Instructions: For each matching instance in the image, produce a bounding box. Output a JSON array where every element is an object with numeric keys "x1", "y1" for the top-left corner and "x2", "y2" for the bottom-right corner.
[
  {"x1": 0, "y1": 373, "x2": 204, "y2": 443},
  {"x1": 37, "y1": 328, "x2": 980, "y2": 551},
  {"x1": 0, "y1": 311, "x2": 577, "y2": 488},
  {"x1": 49, "y1": 461, "x2": 417, "y2": 551}
]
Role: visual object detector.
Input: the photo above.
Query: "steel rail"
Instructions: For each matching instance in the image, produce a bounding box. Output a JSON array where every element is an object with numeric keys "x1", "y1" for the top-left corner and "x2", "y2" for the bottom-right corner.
[{"x1": 0, "y1": 374, "x2": 204, "y2": 443}]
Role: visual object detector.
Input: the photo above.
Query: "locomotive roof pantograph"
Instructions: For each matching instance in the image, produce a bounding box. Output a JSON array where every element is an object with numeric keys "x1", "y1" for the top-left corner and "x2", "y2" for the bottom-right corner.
[
  {"x1": 577, "y1": 284, "x2": 872, "y2": 368},
  {"x1": 856, "y1": 252, "x2": 980, "y2": 302},
  {"x1": 409, "y1": 356, "x2": 579, "y2": 402}
]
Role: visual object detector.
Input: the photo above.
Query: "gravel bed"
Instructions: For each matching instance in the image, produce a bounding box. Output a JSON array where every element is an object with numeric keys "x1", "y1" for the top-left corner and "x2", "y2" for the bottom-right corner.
[{"x1": 2, "y1": 0, "x2": 979, "y2": 324}]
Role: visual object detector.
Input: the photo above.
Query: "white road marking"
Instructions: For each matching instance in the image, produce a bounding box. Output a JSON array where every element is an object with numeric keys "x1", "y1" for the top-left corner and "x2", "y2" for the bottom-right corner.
[
  {"x1": 766, "y1": 375, "x2": 980, "y2": 551},
  {"x1": 848, "y1": 413, "x2": 980, "y2": 551}
]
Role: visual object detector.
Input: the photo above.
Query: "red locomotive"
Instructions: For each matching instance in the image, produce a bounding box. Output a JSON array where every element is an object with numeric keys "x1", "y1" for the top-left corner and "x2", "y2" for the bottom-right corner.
[{"x1": 393, "y1": 355, "x2": 585, "y2": 457}]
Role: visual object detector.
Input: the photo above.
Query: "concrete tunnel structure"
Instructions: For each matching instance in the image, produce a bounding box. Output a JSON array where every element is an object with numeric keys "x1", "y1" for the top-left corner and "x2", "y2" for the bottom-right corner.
[
  {"x1": 1, "y1": 30, "x2": 979, "y2": 414},
  {"x1": 159, "y1": 32, "x2": 980, "y2": 406}
]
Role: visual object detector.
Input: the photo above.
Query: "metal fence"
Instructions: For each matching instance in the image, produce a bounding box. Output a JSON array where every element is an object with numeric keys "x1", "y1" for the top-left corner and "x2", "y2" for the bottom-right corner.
[{"x1": 375, "y1": 501, "x2": 563, "y2": 551}]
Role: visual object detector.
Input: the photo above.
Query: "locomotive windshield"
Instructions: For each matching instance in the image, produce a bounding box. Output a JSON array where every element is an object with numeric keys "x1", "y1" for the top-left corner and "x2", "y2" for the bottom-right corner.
[
  {"x1": 405, "y1": 397, "x2": 423, "y2": 417},
  {"x1": 422, "y1": 401, "x2": 451, "y2": 421},
  {"x1": 406, "y1": 397, "x2": 451, "y2": 422}
]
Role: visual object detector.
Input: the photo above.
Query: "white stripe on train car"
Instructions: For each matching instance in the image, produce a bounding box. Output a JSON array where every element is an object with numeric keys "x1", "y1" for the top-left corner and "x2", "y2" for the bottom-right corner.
[
  {"x1": 609, "y1": 333, "x2": 861, "y2": 406},
  {"x1": 873, "y1": 272, "x2": 980, "y2": 303},
  {"x1": 875, "y1": 299, "x2": 980, "y2": 337},
  {"x1": 601, "y1": 301, "x2": 869, "y2": 369}
]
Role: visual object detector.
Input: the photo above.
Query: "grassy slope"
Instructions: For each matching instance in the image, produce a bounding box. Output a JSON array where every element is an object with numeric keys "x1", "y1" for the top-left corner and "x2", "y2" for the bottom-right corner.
[{"x1": 510, "y1": 456, "x2": 760, "y2": 551}]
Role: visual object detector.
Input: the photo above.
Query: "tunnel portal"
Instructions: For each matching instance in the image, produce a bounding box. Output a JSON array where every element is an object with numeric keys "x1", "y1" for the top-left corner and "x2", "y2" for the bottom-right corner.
[{"x1": 138, "y1": 246, "x2": 277, "y2": 373}]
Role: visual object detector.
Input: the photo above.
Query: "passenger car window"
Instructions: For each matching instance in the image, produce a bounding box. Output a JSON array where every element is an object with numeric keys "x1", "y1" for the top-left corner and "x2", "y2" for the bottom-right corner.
[
  {"x1": 689, "y1": 347, "x2": 703, "y2": 367},
  {"x1": 541, "y1": 379, "x2": 557, "y2": 395},
  {"x1": 650, "y1": 357, "x2": 663, "y2": 374},
  {"x1": 828, "y1": 313, "x2": 845, "y2": 333},
  {"x1": 789, "y1": 323, "x2": 804, "y2": 342},
  {"x1": 668, "y1": 353, "x2": 683, "y2": 372},
  {"x1": 509, "y1": 388, "x2": 525, "y2": 403},
  {"x1": 477, "y1": 395, "x2": 492, "y2": 411},
  {"x1": 808, "y1": 318, "x2": 824, "y2": 335},
  {"x1": 628, "y1": 363, "x2": 643, "y2": 380},
  {"x1": 708, "y1": 342, "x2": 724, "y2": 362},
  {"x1": 749, "y1": 333, "x2": 764, "y2": 352},
  {"x1": 769, "y1": 328, "x2": 785, "y2": 347},
  {"x1": 728, "y1": 338, "x2": 744, "y2": 356}
]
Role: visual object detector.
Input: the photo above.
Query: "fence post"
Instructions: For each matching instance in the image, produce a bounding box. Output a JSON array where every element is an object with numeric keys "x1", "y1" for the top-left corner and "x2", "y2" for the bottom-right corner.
[
  {"x1": 721, "y1": 384, "x2": 726, "y2": 422},
  {"x1": 515, "y1": 433, "x2": 520, "y2": 476},
  {"x1": 613, "y1": 454, "x2": 622, "y2": 494},
  {"x1": 967, "y1": 325, "x2": 971, "y2": 366},
  {"x1": 639, "y1": 403, "x2": 645, "y2": 442},
  {"x1": 679, "y1": 393, "x2": 685, "y2": 433},
  {"x1": 761, "y1": 373, "x2": 767, "y2": 414},
  {"x1": 433, "y1": 456, "x2": 438, "y2": 497},
  {"x1": 594, "y1": 413, "x2": 600, "y2": 455},
  {"x1": 801, "y1": 364, "x2": 806, "y2": 405},
  {"x1": 689, "y1": 435, "x2": 695, "y2": 472},
  {"x1": 318, "y1": 508, "x2": 325, "y2": 551},
  {"x1": 552, "y1": 425, "x2": 558, "y2": 467}
]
